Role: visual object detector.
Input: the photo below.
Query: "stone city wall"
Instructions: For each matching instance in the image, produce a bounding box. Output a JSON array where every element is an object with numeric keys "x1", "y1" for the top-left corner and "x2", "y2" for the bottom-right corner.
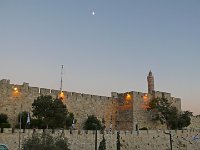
[
  {"x1": 154, "y1": 91, "x2": 181, "y2": 112},
  {"x1": 188, "y1": 116, "x2": 200, "y2": 129},
  {"x1": 113, "y1": 91, "x2": 168, "y2": 130},
  {"x1": 0, "y1": 79, "x2": 198, "y2": 131},
  {"x1": 0, "y1": 79, "x2": 117, "y2": 130},
  {"x1": 131, "y1": 91, "x2": 166, "y2": 130},
  {"x1": 0, "y1": 129, "x2": 200, "y2": 150}
]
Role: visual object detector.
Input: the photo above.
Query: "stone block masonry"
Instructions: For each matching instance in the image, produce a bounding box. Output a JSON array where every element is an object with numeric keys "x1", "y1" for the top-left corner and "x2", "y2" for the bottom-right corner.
[
  {"x1": 0, "y1": 79, "x2": 117, "y2": 130},
  {"x1": 0, "y1": 70, "x2": 198, "y2": 131},
  {"x1": 0, "y1": 129, "x2": 200, "y2": 150},
  {"x1": 0, "y1": 77, "x2": 189, "y2": 130}
]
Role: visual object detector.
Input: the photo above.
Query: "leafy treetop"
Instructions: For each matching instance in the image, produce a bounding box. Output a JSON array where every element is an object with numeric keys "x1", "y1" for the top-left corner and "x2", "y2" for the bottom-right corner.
[
  {"x1": 147, "y1": 97, "x2": 192, "y2": 129},
  {"x1": 84, "y1": 115, "x2": 102, "y2": 130},
  {"x1": 32, "y1": 95, "x2": 68, "y2": 129}
]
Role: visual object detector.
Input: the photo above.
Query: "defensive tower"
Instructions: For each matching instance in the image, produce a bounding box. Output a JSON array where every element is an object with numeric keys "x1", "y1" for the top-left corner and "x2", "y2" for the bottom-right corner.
[{"x1": 147, "y1": 70, "x2": 154, "y2": 93}]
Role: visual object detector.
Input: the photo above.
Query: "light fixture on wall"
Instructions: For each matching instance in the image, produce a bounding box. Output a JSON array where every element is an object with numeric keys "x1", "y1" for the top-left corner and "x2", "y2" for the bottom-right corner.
[
  {"x1": 13, "y1": 86, "x2": 20, "y2": 96},
  {"x1": 59, "y1": 91, "x2": 64, "y2": 99},
  {"x1": 125, "y1": 93, "x2": 131, "y2": 101}
]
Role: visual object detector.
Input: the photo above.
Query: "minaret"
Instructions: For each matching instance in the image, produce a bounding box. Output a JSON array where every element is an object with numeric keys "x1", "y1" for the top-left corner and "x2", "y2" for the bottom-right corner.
[{"x1": 147, "y1": 70, "x2": 154, "y2": 94}]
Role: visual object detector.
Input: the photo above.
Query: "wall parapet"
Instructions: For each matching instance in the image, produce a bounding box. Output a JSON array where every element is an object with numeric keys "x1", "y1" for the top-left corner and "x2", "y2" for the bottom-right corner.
[
  {"x1": 0, "y1": 79, "x2": 112, "y2": 100},
  {"x1": 1, "y1": 128, "x2": 200, "y2": 135}
]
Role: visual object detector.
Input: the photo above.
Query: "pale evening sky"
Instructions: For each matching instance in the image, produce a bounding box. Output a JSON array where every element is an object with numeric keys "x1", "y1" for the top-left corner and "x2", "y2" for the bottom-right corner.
[{"x1": 0, "y1": 1, "x2": 200, "y2": 114}]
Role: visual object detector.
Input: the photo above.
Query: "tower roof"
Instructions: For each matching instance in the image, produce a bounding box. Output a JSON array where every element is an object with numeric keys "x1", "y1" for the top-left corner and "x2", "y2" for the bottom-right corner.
[{"x1": 148, "y1": 70, "x2": 153, "y2": 76}]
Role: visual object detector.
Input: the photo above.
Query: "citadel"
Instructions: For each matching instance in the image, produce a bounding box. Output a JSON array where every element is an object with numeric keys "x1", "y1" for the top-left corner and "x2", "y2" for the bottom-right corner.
[
  {"x1": 0, "y1": 71, "x2": 182, "y2": 130},
  {"x1": 0, "y1": 71, "x2": 200, "y2": 150}
]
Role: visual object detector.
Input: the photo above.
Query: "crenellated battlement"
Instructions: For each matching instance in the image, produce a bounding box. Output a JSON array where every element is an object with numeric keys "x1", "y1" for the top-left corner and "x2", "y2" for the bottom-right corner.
[
  {"x1": 1, "y1": 128, "x2": 200, "y2": 135},
  {"x1": 1, "y1": 72, "x2": 199, "y2": 149},
  {"x1": 0, "y1": 79, "x2": 116, "y2": 130},
  {"x1": 192, "y1": 115, "x2": 200, "y2": 118},
  {"x1": 1, "y1": 128, "x2": 200, "y2": 150},
  {"x1": 0, "y1": 74, "x2": 191, "y2": 133},
  {"x1": 0, "y1": 79, "x2": 112, "y2": 101}
]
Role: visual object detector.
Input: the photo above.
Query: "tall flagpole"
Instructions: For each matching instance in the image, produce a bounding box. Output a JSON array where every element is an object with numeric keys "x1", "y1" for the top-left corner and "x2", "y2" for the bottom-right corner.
[{"x1": 60, "y1": 65, "x2": 64, "y2": 93}]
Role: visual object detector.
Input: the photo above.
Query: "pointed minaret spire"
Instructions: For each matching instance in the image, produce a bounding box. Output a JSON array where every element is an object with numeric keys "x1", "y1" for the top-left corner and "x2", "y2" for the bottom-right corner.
[
  {"x1": 149, "y1": 70, "x2": 152, "y2": 76},
  {"x1": 147, "y1": 70, "x2": 154, "y2": 94}
]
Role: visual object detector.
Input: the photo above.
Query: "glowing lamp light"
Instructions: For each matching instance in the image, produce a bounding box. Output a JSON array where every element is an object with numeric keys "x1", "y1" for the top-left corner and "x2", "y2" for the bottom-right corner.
[
  {"x1": 125, "y1": 93, "x2": 131, "y2": 101},
  {"x1": 143, "y1": 94, "x2": 148, "y2": 102},
  {"x1": 13, "y1": 87, "x2": 19, "y2": 93},
  {"x1": 13, "y1": 87, "x2": 19, "y2": 96},
  {"x1": 59, "y1": 91, "x2": 64, "y2": 99}
]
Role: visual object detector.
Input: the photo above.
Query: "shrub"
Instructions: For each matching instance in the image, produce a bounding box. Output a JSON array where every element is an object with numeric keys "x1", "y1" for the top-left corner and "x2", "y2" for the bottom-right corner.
[
  {"x1": 0, "y1": 113, "x2": 8, "y2": 123},
  {"x1": 0, "y1": 114, "x2": 10, "y2": 129},
  {"x1": 83, "y1": 115, "x2": 102, "y2": 130},
  {"x1": 98, "y1": 134, "x2": 106, "y2": 150},
  {"x1": 22, "y1": 132, "x2": 70, "y2": 150},
  {"x1": 117, "y1": 131, "x2": 121, "y2": 150},
  {"x1": 30, "y1": 118, "x2": 46, "y2": 129},
  {"x1": 139, "y1": 127, "x2": 148, "y2": 130},
  {"x1": 0, "y1": 123, "x2": 11, "y2": 128}
]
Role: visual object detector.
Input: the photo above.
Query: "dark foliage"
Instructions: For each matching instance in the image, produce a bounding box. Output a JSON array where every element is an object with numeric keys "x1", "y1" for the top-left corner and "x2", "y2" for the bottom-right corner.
[
  {"x1": 178, "y1": 111, "x2": 193, "y2": 129},
  {"x1": 0, "y1": 123, "x2": 11, "y2": 128},
  {"x1": 0, "y1": 113, "x2": 8, "y2": 123},
  {"x1": 117, "y1": 131, "x2": 121, "y2": 150},
  {"x1": 139, "y1": 127, "x2": 148, "y2": 130},
  {"x1": 0, "y1": 113, "x2": 10, "y2": 128},
  {"x1": 98, "y1": 134, "x2": 106, "y2": 150},
  {"x1": 148, "y1": 98, "x2": 192, "y2": 129},
  {"x1": 83, "y1": 115, "x2": 102, "y2": 130},
  {"x1": 22, "y1": 132, "x2": 70, "y2": 150},
  {"x1": 32, "y1": 95, "x2": 68, "y2": 129},
  {"x1": 30, "y1": 118, "x2": 46, "y2": 129}
]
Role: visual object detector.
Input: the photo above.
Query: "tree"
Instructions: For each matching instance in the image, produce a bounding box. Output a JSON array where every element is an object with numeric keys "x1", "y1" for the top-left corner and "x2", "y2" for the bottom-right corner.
[
  {"x1": 32, "y1": 95, "x2": 68, "y2": 129},
  {"x1": 0, "y1": 113, "x2": 10, "y2": 128},
  {"x1": 147, "y1": 98, "x2": 192, "y2": 129},
  {"x1": 98, "y1": 134, "x2": 106, "y2": 150},
  {"x1": 30, "y1": 118, "x2": 45, "y2": 129},
  {"x1": 147, "y1": 98, "x2": 171, "y2": 124},
  {"x1": 178, "y1": 111, "x2": 193, "y2": 129},
  {"x1": 116, "y1": 131, "x2": 121, "y2": 150},
  {"x1": 0, "y1": 113, "x2": 8, "y2": 124},
  {"x1": 165, "y1": 107, "x2": 179, "y2": 129},
  {"x1": 50, "y1": 98, "x2": 68, "y2": 128},
  {"x1": 83, "y1": 115, "x2": 102, "y2": 130},
  {"x1": 22, "y1": 132, "x2": 70, "y2": 150}
]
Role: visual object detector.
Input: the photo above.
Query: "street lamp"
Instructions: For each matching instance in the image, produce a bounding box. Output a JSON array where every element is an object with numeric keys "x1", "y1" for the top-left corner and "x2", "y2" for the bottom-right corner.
[
  {"x1": 13, "y1": 86, "x2": 19, "y2": 96},
  {"x1": 59, "y1": 91, "x2": 64, "y2": 99},
  {"x1": 13, "y1": 86, "x2": 22, "y2": 150},
  {"x1": 165, "y1": 131, "x2": 172, "y2": 150}
]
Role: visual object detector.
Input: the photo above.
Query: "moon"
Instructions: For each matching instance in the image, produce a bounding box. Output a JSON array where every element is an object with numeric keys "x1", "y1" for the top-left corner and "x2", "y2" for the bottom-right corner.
[{"x1": 92, "y1": 11, "x2": 95, "y2": 16}]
